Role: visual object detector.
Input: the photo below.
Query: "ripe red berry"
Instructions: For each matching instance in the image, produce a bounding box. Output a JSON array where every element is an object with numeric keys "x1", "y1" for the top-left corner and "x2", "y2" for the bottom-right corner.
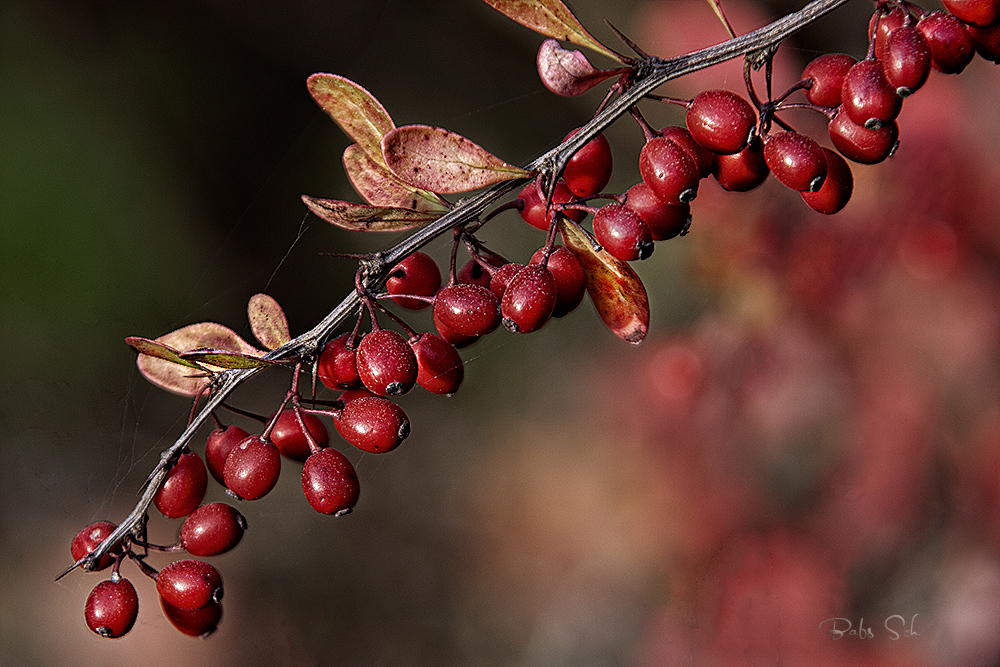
[
  {"x1": 518, "y1": 180, "x2": 587, "y2": 230},
  {"x1": 222, "y1": 435, "x2": 281, "y2": 501},
  {"x1": 882, "y1": 26, "x2": 932, "y2": 96},
  {"x1": 829, "y1": 108, "x2": 899, "y2": 164},
  {"x1": 410, "y1": 332, "x2": 464, "y2": 394},
  {"x1": 529, "y1": 246, "x2": 586, "y2": 317},
  {"x1": 711, "y1": 137, "x2": 770, "y2": 192},
  {"x1": 763, "y1": 131, "x2": 828, "y2": 192},
  {"x1": 433, "y1": 283, "x2": 501, "y2": 337},
  {"x1": 870, "y1": 6, "x2": 911, "y2": 61},
  {"x1": 563, "y1": 130, "x2": 613, "y2": 197},
  {"x1": 659, "y1": 126, "x2": 714, "y2": 178},
  {"x1": 918, "y1": 11, "x2": 976, "y2": 73},
  {"x1": 801, "y1": 148, "x2": 854, "y2": 214},
  {"x1": 317, "y1": 333, "x2": 362, "y2": 390},
  {"x1": 160, "y1": 597, "x2": 222, "y2": 637},
  {"x1": 686, "y1": 90, "x2": 757, "y2": 155},
  {"x1": 338, "y1": 395, "x2": 410, "y2": 453},
  {"x1": 433, "y1": 307, "x2": 480, "y2": 348},
  {"x1": 802, "y1": 53, "x2": 857, "y2": 108},
  {"x1": 489, "y1": 262, "x2": 526, "y2": 299},
  {"x1": 71, "y1": 521, "x2": 122, "y2": 571},
  {"x1": 180, "y1": 502, "x2": 247, "y2": 557},
  {"x1": 85, "y1": 577, "x2": 138, "y2": 638},
  {"x1": 840, "y1": 59, "x2": 902, "y2": 130},
  {"x1": 385, "y1": 251, "x2": 441, "y2": 310},
  {"x1": 154, "y1": 450, "x2": 208, "y2": 518},
  {"x1": 593, "y1": 202, "x2": 655, "y2": 261},
  {"x1": 623, "y1": 182, "x2": 691, "y2": 240},
  {"x1": 638, "y1": 136, "x2": 700, "y2": 205},
  {"x1": 355, "y1": 329, "x2": 419, "y2": 396},
  {"x1": 205, "y1": 424, "x2": 250, "y2": 486},
  {"x1": 969, "y1": 21, "x2": 1000, "y2": 62},
  {"x1": 301, "y1": 448, "x2": 360, "y2": 516},
  {"x1": 156, "y1": 559, "x2": 224, "y2": 610},
  {"x1": 269, "y1": 408, "x2": 329, "y2": 462},
  {"x1": 501, "y1": 264, "x2": 558, "y2": 333},
  {"x1": 942, "y1": 0, "x2": 1000, "y2": 27}
]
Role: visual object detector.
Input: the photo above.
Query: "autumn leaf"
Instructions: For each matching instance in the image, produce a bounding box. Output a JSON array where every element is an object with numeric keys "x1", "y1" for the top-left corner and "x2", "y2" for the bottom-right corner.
[
  {"x1": 307, "y1": 73, "x2": 396, "y2": 162},
  {"x1": 248, "y1": 293, "x2": 291, "y2": 350},
  {"x1": 301, "y1": 195, "x2": 442, "y2": 231},
  {"x1": 479, "y1": 0, "x2": 623, "y2": 62},
  {"x1": 342, "y1": 144, "x2": 450, "y2": 212}
]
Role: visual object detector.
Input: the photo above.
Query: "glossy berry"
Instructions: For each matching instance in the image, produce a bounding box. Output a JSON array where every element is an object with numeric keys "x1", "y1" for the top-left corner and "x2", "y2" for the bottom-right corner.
[
  {"x1": 154, "y1": 449, "x2": 208, "y2": 519},
  {"x1": 433, "y1": 308, "x2": 480, "y2": 348},
  {"x1": 222, "y1": 435, "x2": 281, "y2": 501},
  {"x1": 763, "y1": 131, "x2": 827, "y2": 192},
  {"x1": 593, "y1": 203, "x2": 654, "y2": 261},
  {"x1": 563, "y1": 130, "x2": 613, "y2": 197},
  {"x1": 457, "y1": 255, "x2": 502, "y2": 286},
  {"x1": 385, "y1": 251, "x2": 441, "y2": 310},
  {"x1": 71, "y1": 521, "x2": 122, "y2": 571},
  {"x1": 156, "y1": 559, "x2": 223, "y2": 610},
  {"x1": 317, "y1": 333, "x2": 362, "y2": 391},
  {"x1": 801, "y1": 148, "x2": 854, "y2": 214},
  {"x1": 433, "y1": 283, "x2": 501, "y2": 337},
  {"x1": 882, "y1": 26, "x2": 932, "y2": 96},
  {"x1": 639, "y1": 136, "x2": 699, "y2": 205},
  {"x1": 686, "y1": 89, "x2": 757, "y2": 155},
  {"x1": 355, "y1": 329, "x2": 418, "y2": 397},
  {"x1": 410, "y1": 332, "x2": 464, "y2": 394},
  {"x1": 659, "y1": 126, "x2": 714, "y2": 178},
  {"x1": 711, "y1": 137, "x2": 770, "y2": 192},
  {"x1": 161, "y1": 597, "x2": 222, "y2": 637},
  {"x1": 85, "y1": 578, "x2": 138, "y2": 638},
  {"x1": 337, "y1": 395, "x2": 410, "y2": 453},
  {"x1": 870, "y1": 6, "x2": 911, "y2": 61},
  {"x1": 829, "y1": 109, "x2": 899, "y2": 164},
  {"x1": 624, "y1": 182, "x2": 691, "y2": 240},
  {"x1": 841, "y1": 59, "x2": 902, "y2": 130},
  {"x1": 802, "y1": 53, "x2": 857, "y2": 107},
  {"x1": 970, "y1": 22, "x2": 1000, "y2": 62},
  {"x1": 301, "y1": 448, "x2": 360, "y2": 516},
  {"x1": 501, "y1": 264, "x2": 558, "y2": 333},
  {"x1": 529, "y1": 246, "x2": 586, "y2": 317},
  {"x1": 180, "y1": 502, "x2": 247, "y2": 557},
  {"x1": 489, "y1": 263, "x2": 525, "y2": 299},
  {"x1": 518, "y1": 180, "x2": 587, "y2": 230},
  {"x1": 942, "y1": 0, "x2": 1000, "y2": 28},
  {"x1": 918, "y1": 11, "x2": 976, "y2": 74},
  {"x1": 205, "y1": 424, "x2": 250, "y2": 486},
  {"x1": 270, "y1": 409, "x2": 329, "y2": 461}
]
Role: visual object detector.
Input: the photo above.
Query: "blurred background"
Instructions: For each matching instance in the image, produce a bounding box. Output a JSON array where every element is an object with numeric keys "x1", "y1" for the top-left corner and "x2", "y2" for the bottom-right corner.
[{"x1": 4, "y1": 0, "x2": 1000, "y2": 664}]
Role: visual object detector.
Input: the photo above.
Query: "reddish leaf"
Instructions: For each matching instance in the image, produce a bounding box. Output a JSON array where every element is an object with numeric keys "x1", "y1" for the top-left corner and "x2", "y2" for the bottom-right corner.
[
  {"x1": 479, "y1": 0, "x2": 623, "y2": 62},
  {"x1": 307, "y1": 74, "x2": 395, "y2": 162},
  {"x1": 381, "y1": 125, "x2": 531, "y2": 194},
  {"x1": 342, "y1": 144, "x2": 450, "y2": 212},
  {"x1": 248, "y1": 293, "x2": 291, "y2": 350},
  {"x1": 537, "y1": 39, "x2": 623, "y2": 96},
  {"x1": 179, "y1": 349, "x2": 279, "y2": 369},
  {"x1": 301, "y1": 196, "x2": 441, "y2": 232},
  {"x1": 559, "y1": 218, "x2": 649, "y2": 344}
]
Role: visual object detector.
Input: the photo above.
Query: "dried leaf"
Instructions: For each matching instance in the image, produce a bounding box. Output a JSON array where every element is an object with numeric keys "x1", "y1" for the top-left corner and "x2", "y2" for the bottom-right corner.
[
  {"x1": 307, "y1": 73, "x2": 395, "y2": 162},
  {"x1": 179, "y1": 349, "x2": 279, "y2": 369},
  {"x1": 248, "y1": 293, "x2": 291, "y2": 350},
  {"x1": 381, "y1": 125, "x2": 531, "y2": 194},
  {"x1": 301, "y1": 195, "x2": 441, "y2": 232},
  {"x1": 559, "y1": 218, "x2": 649, "y2": 344},
  {"x1": 536, "y1": 39, "x2": 622, "y2": 96},
  {"x1": 125, "y1": 337, "x2": 207, "y2": 371},
  {"x1": 479, "y1": 0, "x2": 623, "y2": 62},
  {"x1": 343, "y1": 144, "x2": 450, "y2": 212}
]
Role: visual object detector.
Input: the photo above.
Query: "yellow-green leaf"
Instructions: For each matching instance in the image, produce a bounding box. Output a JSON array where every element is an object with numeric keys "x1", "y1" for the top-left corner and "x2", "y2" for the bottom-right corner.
[
  {"x1": 479, "y1": 0, "x2": 623, "y2": 62},
  {"x1": 301, "y1": 195, "x2": 441, "y2": 232},
  {"x1": 307, "y1": 73, "x2": 395, "y2": 162}
]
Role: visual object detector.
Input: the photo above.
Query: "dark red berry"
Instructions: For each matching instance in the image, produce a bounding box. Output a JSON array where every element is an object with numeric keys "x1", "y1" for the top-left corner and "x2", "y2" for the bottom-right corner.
[
  {"x1": 410, "y1": 332, "x2": 464, "y2": 394},
  {"x1": 942, "y1": 0, "x2": 1000, "y2": 28},
  {"x1": 180, "y1": 502, "x2": 247, "y2": 557},
  {"x1": 385, "y1": 251, "x2": 441, "y2": 310},
  {"x1": 529, "y1": 246, "x2": 586, "y2": 317},
  {"x1": 802, "y1": 53, "x2": 857, "y2": 107},
  {"x1": 85, "y1": 578, "x2": 138, "y2": 638},
  {"x1": 269, "y1": 409, "x2": 329, "y2": 462},
  {"x1": 317, "y1": 333, "x2": 362, "y2": 390},
  {"x1": 338, "y1": 396, "x2": 410, "y2": 453},
  {"x1": 969, "y1": 21, "x2": 1000, "y2": 62},
  {"x1": 355, "y1": 329, "x2": 418, "y2": 397},
  {"x1": 489, "y1": 263, "x2": 526, "y2": 299},
  {"x1": 639, "y1": 136, "x2": 699, "y2": 205},
  {"x1": 841, "y1": 59, "x2": 902, "y2": 130},
  {"x1": 763, "y1": 131, "x2": 828, "y2": 192},
  {"x1": 660, "y1": 126, "x2": 714, "y2": 178},
  {"x1": 829, "y1": 108, "x2": 899, "y2": 164},
  {"x1": 222, "y1": 435, "x2": 281, "y2": 501},
  {"x1": 624, "y1": 182, "x2": 691, "y2": 240},
  {"x1": 71, "y1": 521, "x2": 122, "y2": 571},
  {"x1": 205, "y1": 424, "x2": 250, "y2": 486},
  {"x1": 161, "y1": 597, "x2": 222, "y2": 637},
  {"x1": 501, "y1": 264, "x2": 558, "y2": 333},
  {"x1": 156, "y1": 559, "x2": 224, "y2": 610},
  {"x1": 593, "y1": 202, "x2": 655, "y2": 261},
  {"x1": 870, "y1": 6, "x2": 911, "y2": 61},
  {"x1": 883, "y1": 26, "x2": 932, "y2": 96},
  {"x1": 686, "y1": 90, "x2": 757, "y2": 155},
  {"x1": 457, "y1": 255, "x2": 501, "y2": 286},
  {"x1": 518, "y1": 180, "x2": 587, "y2": 230},
  {"x1": 433, "y1": 307, "x2": 480, "y2": 348},
  {"x1": 918, "y1": 11, "x2": 976, "y2": 73},
  {"x1": 711, "y1": 137, "x2": 770, "y2": 192},
  {"x1": 433, "y1": 283, "x2": 501, "y2": 337},
  {"x1": 563, "y1": 130, "x2": 613, "y2": 197},
  {"x1": 801, "y1": 148, "x2": 854, "y2": 214},
  {"x1": 301, "y1": 448, "x2": 360, "y2": 516},
  {"x1": 154, "y1": 449, "x2": 208, "y2": 519}
]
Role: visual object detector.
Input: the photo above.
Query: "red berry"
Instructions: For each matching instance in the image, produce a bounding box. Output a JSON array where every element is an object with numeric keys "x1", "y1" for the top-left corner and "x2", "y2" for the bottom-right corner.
[
  {"x1": 85, "y1": 578, "x2": 138, "y2": 638},
  {"x1": 338, "y1": 395, "x2": 410, "y2": 453},
  {"x1": 518, "y1": 180, "x2": 587, "y2": 230},
  {"x1": 410, "y1": 332, "x2": 464, "y2": 394},
  {"x1": 840, "y1": 59, "x2": 902, "y2": 130},
  {"x1": 205, "y1": 424, "x2": 250, "y2": 486},
  {"x1": 563, "y1": 130, "x2": 613, "y2": 197},
  {"x1": 489, "y1": 263, "x2": 526, "y2": 299},
  {"x1": 942, "y1": 0, "x2": 1000, "y2": 28},
  {"x1": 501, "y1": 264, "x2": 558, "y2": 333},
  {"x1": 301, "y1": 448, "x2": 360, "y2": 516},
  {"x1": 529, "y1": 246, "x2": 586, "y2": 317},
  {"x1": 829, "y1": 108, "x2": 899, "y2": 164},
  {"x1": 385, "y1": 251, "x2": 441, "y2": 310},
  {"x1": 71, "y1": 521, "x2": 122, "y2": 571},
  {"x1": 593, "y1": 202, "x2": 655, "y2": 261},
  {"x1": 433, "y1": 307, "x2": 480, "y2": 348},
  {"x1": 457, "y1": 255, "x2": 500, "y2": 286},
  {"x1": 160, "y1": 597, "x2": 222, "y2": 637},
  {"x1": 269, "y1": 409, "x2": 329, "y2": 462},
  {"x1": 918, "y1": 11, "x2": 976, "y2": 73},
  {"x1": 970, "y1": 21, "x2": 1000, "y2": 62},
  {"x1": 763, "y1": 131, "x2": 828, "y2": 192},
  {"x1": 686, "y1": 90, "x2": 757, "y2": 155},
  {"x1": 222, "y1": 435, "x2": 281, "y2": 501},
  {"x1": 624, "y1": 182, "x2": 691, "y2": 240},
  {"x1": 639, "y1": 136, "x2": 699, "y2": 205},
  {"x1": 156, "y1": 559, "x2": 224, "y2": 610},
  {"x1": 433, "y1": 283, "x2": 501, "y2": 337},
  {"x1": 711, "y1": 137, "x2": 770, "y2": 192},
  {"x1": 355, "y1": 329, "x2": 418, "y2": 397},
  {"x1": 659, "y1": 126, "x2": 714, "y2": 178},
  {"x1": 154, "y1": 449, "x2": 208, "y2": 519},
  {"x1": 317, "y1": 333, "x2": 362, "y2": 391},
  {"x1": 882, "y1": 26, "x2": 932, "y2": 96},
  {"x1": 802, "y1": 53, "x2": 857, "y2": 108},
  {"x1": 870, "y1": 6, "x2": 911, "y2": 61},
  {"x1": 801, "y1": 148, "x2": 854, "y2": 214},
  {"x1": 180, "y1": 502, "x2": 247, "y2": 557}
]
